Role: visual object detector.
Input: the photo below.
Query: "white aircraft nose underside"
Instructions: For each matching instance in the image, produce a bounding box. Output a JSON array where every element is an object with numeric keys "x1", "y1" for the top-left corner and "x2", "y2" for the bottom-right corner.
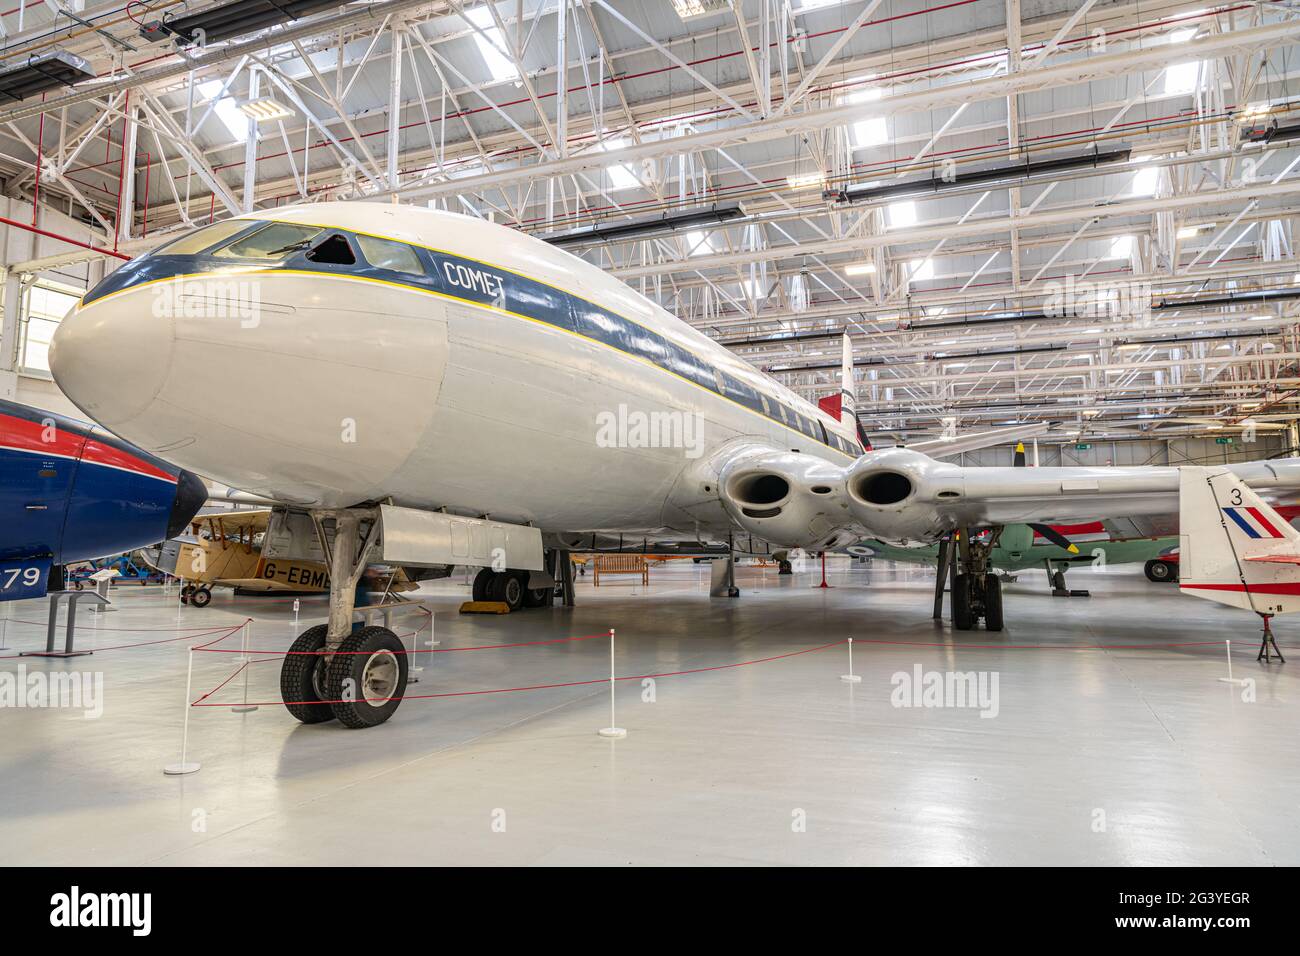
[{"x1": 52, "y1": 273, "x2": 448, "y2": 506}]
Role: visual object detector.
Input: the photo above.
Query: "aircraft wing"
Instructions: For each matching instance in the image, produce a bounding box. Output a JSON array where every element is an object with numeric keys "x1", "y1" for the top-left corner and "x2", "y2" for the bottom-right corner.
[
  {"x1": 708, "y1": 442, "x2": 1300, "y2": 549},
  {"x1": 906, "y1": 422, "x2": 1052, "y2": 459}
]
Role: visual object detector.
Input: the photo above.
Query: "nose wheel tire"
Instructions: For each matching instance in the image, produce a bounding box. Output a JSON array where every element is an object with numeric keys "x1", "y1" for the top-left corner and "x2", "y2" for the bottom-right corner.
[
  {"x1": 280, "y1": 624, "x2": 335, "y2": 724},
  {"x1": 326, "y1": 626, "x2": 409, "y2": 729}
]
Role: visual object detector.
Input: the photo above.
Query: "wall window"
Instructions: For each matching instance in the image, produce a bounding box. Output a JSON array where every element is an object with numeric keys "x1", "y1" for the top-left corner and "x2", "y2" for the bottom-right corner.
[{"x1": 20, "y1": 282, "x2": 82, "y2": 374}]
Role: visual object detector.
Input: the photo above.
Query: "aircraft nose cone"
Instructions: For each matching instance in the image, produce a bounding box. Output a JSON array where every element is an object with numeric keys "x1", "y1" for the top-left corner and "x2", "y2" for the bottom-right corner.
[
  {"x1": 167, "y1": 470, "x2": 208, "y2": 539},
  {"x1": 49, "y1": 294, "x2": 174, "y2": 429}
]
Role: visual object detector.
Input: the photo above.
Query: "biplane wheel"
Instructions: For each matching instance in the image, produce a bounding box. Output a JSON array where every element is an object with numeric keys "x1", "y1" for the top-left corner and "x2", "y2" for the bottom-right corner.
[
  {"x1": 472, "y1": 567, "x2": 494, "y2": 602},
  {"x1": 326, "y1": 626, "x2": 408, "y2": 729},
  {"x1": 280, "y1": 625, "x2": 335, "y2": 724},
  {"x1": 190, "y1": 586, "x2": 212, "y2": 608}
]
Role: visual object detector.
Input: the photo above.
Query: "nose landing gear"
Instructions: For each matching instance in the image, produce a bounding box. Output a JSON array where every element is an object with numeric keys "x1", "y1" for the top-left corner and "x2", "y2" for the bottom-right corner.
[{"x1": 279, "y1": 508, "x2": 410, "y2": 729}]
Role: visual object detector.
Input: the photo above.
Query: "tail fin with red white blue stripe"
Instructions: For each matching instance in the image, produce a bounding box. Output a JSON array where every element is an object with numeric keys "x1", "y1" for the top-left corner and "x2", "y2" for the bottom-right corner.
[{"x1": 1179, "y1": 466, "x2": 1300, "y2": 614}]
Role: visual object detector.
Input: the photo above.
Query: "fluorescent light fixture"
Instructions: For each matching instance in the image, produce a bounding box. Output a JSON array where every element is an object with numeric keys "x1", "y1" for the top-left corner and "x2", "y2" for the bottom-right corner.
[
  {"x1": 1108, "y1": 235, "x2": 1135, "y2": 259},
  {"x1": 669, "y1": 0, "x2": 731, "y2": 20},
  {"x1": 1177, "y1": 223, "x2": 1214, "y2": 239},
  {"x1": 1236, "y1": 102, "x2": 1273, "y2": 123},
  {"x1": 787, "y1": 172, "x2": 827, "y2": 190},
  {"x1": 1116, "y1": 343, "x2": 1143, "y2": 351},
  {"x1": 887, "y1": 200, "x2": 917, "y2": 229},
  {"x1": 1164, "y1": 61, "x2": 1202, "y2": 95},
  {"x1": 466, "y1": 6, "x2": 520, "y2": 83},
  {"x1": 238, "y1": 97, "x2": 293, "y2": 122},
  {"x1": 199, "y1": 80, "x2": 248, "y2": 143},
  {"x1": 844, "y1": 262, "x2": 877, "y2": 276},
  {"x1": 908, "y1": 258, "x2": 934, "y2": 281}
]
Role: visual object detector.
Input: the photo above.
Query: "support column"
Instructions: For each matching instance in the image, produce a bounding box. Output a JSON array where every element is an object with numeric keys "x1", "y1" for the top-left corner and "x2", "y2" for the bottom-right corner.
[
  {"x1": 387, "y1": 21, "x2": 404, "y2": 189},
  {"x1": 242, "y1": 69, "x2": 260, "y2": 213},
  {"x1": 117, "y1": 102, "x2": 139, "y2": 246}
]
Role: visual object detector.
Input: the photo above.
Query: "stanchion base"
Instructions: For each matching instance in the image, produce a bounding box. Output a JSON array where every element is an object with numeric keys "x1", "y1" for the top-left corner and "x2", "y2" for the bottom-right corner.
[
  {"x1": 598, "y1": 727, "x2": 627, "y2": 738},
  {"x1": 840, "y1": 674, "x2": 862, "y2": 683},
  {"x1": 20, "y1": 650, "x2": 93, "y2": 658},
  {"x1": 1217, "y1": 677, "x2": 1247, "y2": 685},
  {"x1": 163, "y1": 762, "x2": 201, "y2": 775},
  {"x1": 230, "y1": 705, "x2": 259, "y2": 713}
]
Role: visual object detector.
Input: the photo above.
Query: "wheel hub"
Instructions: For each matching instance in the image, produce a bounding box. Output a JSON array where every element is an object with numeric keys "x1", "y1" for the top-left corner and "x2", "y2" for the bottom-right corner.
[{"x1": 360, "y1": 649, "x2": 400, "y2": 703}]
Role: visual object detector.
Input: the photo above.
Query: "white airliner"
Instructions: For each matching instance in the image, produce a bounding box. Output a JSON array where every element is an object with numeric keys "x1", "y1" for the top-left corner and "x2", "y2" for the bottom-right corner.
[{"x1": 48, "y1": 202, "x2": 1300, "y2": 728}]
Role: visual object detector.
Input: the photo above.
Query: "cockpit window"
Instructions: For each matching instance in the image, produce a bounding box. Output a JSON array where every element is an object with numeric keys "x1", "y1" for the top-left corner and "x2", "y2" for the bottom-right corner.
[
  {"x1": 356, "y1": 234, "x2": 424, "y2": 276},
  {"x1": 149, "y1": 219, "x2": 254, "y2": 257},
  {"x1": 305, "y1": 233, "x2": 357, "y2": 265},
  {"x1": 214, "y1": 223, "x2": 323, "y2": 260}
]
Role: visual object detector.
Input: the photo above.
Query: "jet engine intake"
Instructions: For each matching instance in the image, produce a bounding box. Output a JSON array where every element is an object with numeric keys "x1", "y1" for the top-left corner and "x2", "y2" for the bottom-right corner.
[
  {"x1": 845, "y1": 448, "x2": 964, "y2": 543},
  {"x1": 719, "y1": 450, "x2": 852, "y2": 549}
]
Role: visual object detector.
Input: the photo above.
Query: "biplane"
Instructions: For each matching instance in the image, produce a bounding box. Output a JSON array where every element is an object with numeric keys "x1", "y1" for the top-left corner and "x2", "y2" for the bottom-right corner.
[{"x1": 142, "y1": 510, "x2": 414, "y2": 607}]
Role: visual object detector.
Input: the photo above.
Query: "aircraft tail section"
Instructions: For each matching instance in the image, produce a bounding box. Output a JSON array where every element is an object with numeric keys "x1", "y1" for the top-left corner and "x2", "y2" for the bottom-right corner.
[{"x1": 1179, "y1": 466, "x2": 1300, "y2": 614}]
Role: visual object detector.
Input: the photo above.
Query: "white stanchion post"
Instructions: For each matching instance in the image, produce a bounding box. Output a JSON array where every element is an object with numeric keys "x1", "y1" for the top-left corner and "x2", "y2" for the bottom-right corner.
[
  {"x1": 164, "y1": 648, "x2": 201, "y2": 775},
  {"x1": 840, "y1": 637, "x2": 862, "y2": 683},
  {"x1": 232, "y1": 621, "x2": 258, "y2": 713},
  {"x1": 598, "y1": 627, "x2": 626, "y2": 738},
  {"x1": 1217, "y1": 639, "x2": 1246, "y2": 684},
  {"x1": 0, "y1": 617, "x2": 7, "y2": 651},
  {"x1": 292, "y1": 598, "x2": 300, "y2": 624},
  {"x1": 234, "y1": 620, "x2": 249, "y2": 663}
]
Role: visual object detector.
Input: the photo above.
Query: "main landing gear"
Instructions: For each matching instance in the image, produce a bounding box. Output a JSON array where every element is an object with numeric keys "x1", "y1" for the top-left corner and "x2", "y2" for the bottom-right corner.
[
  {"x1": 280, "y1": 508, "x2": 409, "y2": 729},
  {"x1": 180, "y1": 583, "x2": 212, "y2": 607},
  {"x1": 1045, "y1": 560, "x2": 1090, "y2": 597},
  {"x1": 471, "y1": 567, "x2": 555, "y2": 611},
  {"x1": 934, "y1": 528, "x2": 1004, "y2": 631},
  {"x1": 1143, "y1": 558, "x2": 1179, "y2": 584}
]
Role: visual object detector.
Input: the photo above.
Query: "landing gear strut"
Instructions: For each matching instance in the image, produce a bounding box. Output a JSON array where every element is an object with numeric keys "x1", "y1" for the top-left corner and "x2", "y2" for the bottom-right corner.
[
  {"x1": 1046, "y1": 560, "x2": 1090, "y2": 597},
  {"x1": 280, "y1": 509, "x2": 408, "y2": 729}
]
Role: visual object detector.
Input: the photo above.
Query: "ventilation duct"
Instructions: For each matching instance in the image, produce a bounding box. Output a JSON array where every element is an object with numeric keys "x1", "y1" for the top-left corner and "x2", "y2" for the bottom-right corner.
[{"x1": 0, "y1": 51, "x2": 95, "y2": 103}]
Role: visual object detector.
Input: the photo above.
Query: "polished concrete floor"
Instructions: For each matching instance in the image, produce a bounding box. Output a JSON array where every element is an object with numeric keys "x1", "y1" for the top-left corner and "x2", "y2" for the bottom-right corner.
[{"x1": 0, "y1": 558, "x2": 1296, "y2": 866}]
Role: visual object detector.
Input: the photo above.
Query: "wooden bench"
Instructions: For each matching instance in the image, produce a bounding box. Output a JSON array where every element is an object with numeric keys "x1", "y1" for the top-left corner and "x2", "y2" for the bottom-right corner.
[{"x1": 592, "y1": 554, "x2": 650, "y2": 586}]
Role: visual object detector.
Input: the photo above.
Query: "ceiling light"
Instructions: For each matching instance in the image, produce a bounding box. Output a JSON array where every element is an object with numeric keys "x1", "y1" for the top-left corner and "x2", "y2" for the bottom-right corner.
[
  {"x1": 670, "y1": 0, "x2": 731, "y2": 20},
  {"x1": 844, "y1": 262, "x2": 877, "y2": 276},
  {"x1": 1177, "y1": 223, "x2": 1215, "y2": 239},
  {"x1": 238, "y1": 97, "x2": 293, "y2": 122},
  {"x1": 787, "y1": 172, "x2": 827, "y2": 190}
]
